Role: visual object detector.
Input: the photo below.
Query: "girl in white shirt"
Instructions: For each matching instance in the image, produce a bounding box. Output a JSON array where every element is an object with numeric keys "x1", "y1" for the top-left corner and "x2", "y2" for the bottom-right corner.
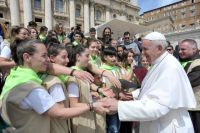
[{"x1": 1, "y1": 39, "x2": 108, "y2": 133}]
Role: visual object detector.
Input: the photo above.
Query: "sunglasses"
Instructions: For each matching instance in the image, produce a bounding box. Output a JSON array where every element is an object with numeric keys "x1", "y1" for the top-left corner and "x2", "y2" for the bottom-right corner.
[{"x1": 167, "y1": 49, "x2": 173, "y2": 51}]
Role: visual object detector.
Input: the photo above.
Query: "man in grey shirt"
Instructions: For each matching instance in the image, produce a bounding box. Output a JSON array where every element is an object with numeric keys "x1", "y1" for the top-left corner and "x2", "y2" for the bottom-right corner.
[{"x1": 121, "y1": 32, "x2": 141, "y2": 65}]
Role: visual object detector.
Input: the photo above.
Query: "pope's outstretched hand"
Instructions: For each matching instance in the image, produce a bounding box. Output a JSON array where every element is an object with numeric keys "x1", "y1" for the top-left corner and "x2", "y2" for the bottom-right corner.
[{"x1": 101, "y1": 98, "x2": 118, "y2": 114}]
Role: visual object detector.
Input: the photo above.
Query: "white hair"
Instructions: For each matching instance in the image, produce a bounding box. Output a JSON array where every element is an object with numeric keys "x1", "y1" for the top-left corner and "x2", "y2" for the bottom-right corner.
[
  {"x1": 181, "y1": 39, "x2": 198, "y2": 49},
  {"x1": 151, "y1": 40, "x2": 168, "y2": 50}
]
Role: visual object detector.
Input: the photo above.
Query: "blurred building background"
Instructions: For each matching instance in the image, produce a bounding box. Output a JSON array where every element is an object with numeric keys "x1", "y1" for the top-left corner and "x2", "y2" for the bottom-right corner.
[
  {"x1": 0, "y1": 0, "x2": 141, "y2": 33},
  {"x1": 141, "y1": 0, "x2": 200, "y2": 46}
]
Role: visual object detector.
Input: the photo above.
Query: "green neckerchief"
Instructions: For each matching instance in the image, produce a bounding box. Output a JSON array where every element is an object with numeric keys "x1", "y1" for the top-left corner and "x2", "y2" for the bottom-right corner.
[
  {"x1": 59, "y1": 75, "x2": 69, "y2": 82},
  {"x1": 125, "y1": 66, "x2": 137, "y2": 81},
  {"x1": 39, "y1": 34, "x2": 46, "y2": 41},
  {"x1": 180, "y1": 61, "x2": 193, "y2": 68},
  {"x1": 72, "y1": 41, "x2": 80, "y2": 46},
  {"x1": 38, "y1": 73, "x2": 69, "y2": 83},
  {"x1": 71, "y1": 66, "x2": 83, "y2": 71},
  {"x1": 0, "y1": 67, "x2": 42, "y2": 99},
  {"x1": 38, "y1": 73, "x2": 48, "y2": 81},
  {"x1": 89, "y1": 55, "x2": 101, "y2": 64},
  {"x1": 57, "y1": 35, "x2": 64, "y2": 43},
  {"x1": 100, "y1": 64, "x2": 119, "y2": 71},
  {"x1": 126, "y1": 65, "x2": 132, "y2": 73}
]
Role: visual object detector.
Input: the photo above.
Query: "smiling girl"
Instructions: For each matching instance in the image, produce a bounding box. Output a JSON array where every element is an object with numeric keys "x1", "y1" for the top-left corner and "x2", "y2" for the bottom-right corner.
[{"x1": 0, "y1": 39, "x2": 107, "y2": 133}]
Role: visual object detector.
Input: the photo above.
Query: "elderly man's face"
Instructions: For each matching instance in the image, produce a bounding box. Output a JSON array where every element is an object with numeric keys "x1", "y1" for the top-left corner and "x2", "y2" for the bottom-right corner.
[
  {"x1": 179, "y1": 42, "x2": 197, "y2": 59},
  {"x1": 142, "y1": 40, "x2": 162, "y2": 64}
]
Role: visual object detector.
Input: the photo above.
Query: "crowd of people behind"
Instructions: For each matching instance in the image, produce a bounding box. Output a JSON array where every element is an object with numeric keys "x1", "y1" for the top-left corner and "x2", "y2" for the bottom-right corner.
[{"x1": 0, "y1": 20, "x2": 200, "y2": 133}]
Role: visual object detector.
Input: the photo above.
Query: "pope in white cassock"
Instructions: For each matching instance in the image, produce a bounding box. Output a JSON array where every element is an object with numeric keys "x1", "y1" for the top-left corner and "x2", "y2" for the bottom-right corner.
[{"x1": 105, "y1": 32, "x2": 197, "y2": 133}]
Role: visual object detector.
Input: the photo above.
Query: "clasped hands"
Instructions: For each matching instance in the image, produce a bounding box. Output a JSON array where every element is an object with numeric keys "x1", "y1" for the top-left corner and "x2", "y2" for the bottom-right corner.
[
  {"x1": 92, "y1": 97, "x2": 118, "y2": 115},
  {"x1": 92, "y1": 92, "x2": 133, "y2": 115}
]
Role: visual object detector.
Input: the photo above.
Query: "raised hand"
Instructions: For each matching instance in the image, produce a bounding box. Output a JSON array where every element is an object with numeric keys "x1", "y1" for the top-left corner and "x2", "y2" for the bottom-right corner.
[
  {"x1": 119, "y1": 92, "x2": 133, "y2": 101},
  {"x1": 107, "y1": 75, "x2": 121, "y2": 89},
  {"x1": 131, "y1": 60, "x2": 136, "y2": 70},
  {"x1": 73, "y1": 70, "x2": 94, "y2": 83},
  {"x1": 99, "y1": 87, "x2": 116, "y2": 98}
]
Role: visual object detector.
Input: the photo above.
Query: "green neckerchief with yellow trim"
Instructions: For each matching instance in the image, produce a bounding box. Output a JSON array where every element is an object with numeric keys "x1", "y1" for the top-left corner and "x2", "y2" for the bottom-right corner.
[
  {"x1": 0, "y1": 66, "x2": 42, "y2": 99},
  {"x1": 180, "y1": 61, "x2": 193, "y2": 68}
]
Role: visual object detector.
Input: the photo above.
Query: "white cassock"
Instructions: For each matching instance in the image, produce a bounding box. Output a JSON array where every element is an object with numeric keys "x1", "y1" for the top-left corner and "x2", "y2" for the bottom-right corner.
[{"x1": 118, "y1": 52, "x2": 196, "y2": 133}]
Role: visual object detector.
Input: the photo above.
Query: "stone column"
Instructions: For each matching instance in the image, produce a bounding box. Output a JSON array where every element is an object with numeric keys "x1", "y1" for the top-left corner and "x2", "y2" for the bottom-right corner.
[
  {"x1": 84, "y1": 0, "x2": 89, "y2": 33},
  {"x1": 106, "y1": 7, "x2": 110, "y2": 22},
  {"x1": 69, "y1": 0, "x2": 75, "y2": 28},
  {"x1": 45, "y1": 0, "x2": 52, "y2": 30},
  {"x1": 23, "y1": 0, "x2": 33, "y2": 27},
  {"x1": 10, "y1": 0, "x2": 20, "y2": 26},
  {"x1": 90, "y1": 2, "x2": 95, "y2": 28}
]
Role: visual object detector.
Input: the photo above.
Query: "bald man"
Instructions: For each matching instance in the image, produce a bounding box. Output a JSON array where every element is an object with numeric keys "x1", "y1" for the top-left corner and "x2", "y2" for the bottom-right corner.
[
  {"x1": 179, "y1": 39, "x2": 200, "y2": 133},
  {"x1": 103, "y1": 32, "x2": 196, "y2": 133}
]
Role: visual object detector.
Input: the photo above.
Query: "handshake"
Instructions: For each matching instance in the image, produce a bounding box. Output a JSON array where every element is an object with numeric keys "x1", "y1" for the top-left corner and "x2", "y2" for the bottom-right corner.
[{"x1": 92, "y1": 91, "x2": 133, "y2": 115}]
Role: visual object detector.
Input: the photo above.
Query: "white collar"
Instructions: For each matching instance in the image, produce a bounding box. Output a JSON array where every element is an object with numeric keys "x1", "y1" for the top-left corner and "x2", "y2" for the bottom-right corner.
[
  {"x1": 139, "y1": 51, "x2": 169, "y2": 98},
  {"x1": 151, "y1": 51, "x2": 168, "y2": 66}
]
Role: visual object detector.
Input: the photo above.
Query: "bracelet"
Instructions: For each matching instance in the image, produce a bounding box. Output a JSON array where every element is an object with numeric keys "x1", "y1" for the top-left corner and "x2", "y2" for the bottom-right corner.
[
  {"x1": 70, "y1": 69, "x2": 76, "y2": 76},
  {"x1": 101, "y1": 70, "x2": 106, "y2": 77},
  {"x1": 97, "y1": 87, "x2": 101, "y2": 93},
  {"x1": 90, "y1": 102, "x2": 93, "y2": 111},
  {"x1": 87, "y1": 102, "x2": 93, "y2": 111}
]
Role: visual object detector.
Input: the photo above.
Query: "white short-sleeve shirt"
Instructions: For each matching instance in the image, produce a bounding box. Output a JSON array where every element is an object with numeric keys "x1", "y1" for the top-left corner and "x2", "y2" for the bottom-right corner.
[
  {"x1": 0, "y1": 42, "x2": 11, "y2": 59},
  {"x1": 67, "y1": 83, "x2": 79, "y2": 98},
  {"x1": 20, "y1": 88, "x2": 56, "y2": 114},
  {"x1": 20, "y1": 84, "x2": 66, "y2": 114},
  {"x1": 49, "y1": 84, "x2": 66, "y2": 102}
]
